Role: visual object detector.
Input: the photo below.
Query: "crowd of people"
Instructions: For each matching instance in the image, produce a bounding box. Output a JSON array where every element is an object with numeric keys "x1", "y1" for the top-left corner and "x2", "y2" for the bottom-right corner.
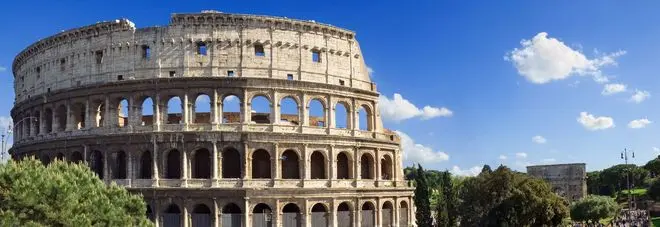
[{"x1": 610, "y1": 209, "x2": 650, "y2": 227}]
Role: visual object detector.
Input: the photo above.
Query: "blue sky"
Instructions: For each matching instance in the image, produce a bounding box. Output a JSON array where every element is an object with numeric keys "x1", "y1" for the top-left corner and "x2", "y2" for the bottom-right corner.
[{"x1": 1, "y1": 1, "x2": 660, "y2": 175}]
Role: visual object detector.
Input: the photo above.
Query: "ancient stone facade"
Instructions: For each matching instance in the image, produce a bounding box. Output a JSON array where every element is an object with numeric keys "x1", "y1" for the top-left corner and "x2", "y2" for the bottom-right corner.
[
  {"x1": 526, "y1": 163, "x2": 587, "y2": 202},
  {"x1": 9, "y1": 11, "x2": 414, "y2": 227}
]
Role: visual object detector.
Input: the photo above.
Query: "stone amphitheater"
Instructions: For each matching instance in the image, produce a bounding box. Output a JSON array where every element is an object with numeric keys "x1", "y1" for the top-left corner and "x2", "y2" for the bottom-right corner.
[{"x1": 9, "y1": 10, "x2": 414, "y2": 227}]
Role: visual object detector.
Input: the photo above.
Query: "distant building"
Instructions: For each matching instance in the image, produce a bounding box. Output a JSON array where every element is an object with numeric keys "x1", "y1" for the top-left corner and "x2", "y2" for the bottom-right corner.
[{"x1": 527, "y1": 163, "x2": 587, "y2": 202}]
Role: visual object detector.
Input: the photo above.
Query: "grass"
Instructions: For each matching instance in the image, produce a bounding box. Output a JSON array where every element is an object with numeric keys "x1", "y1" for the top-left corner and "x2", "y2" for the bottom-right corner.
[
  {"x1": 619, "y1": 188, "x2": 647, "y2": 196},
  {"x1": 652, "y1": 216, "x2": 660, "y2": 226}
]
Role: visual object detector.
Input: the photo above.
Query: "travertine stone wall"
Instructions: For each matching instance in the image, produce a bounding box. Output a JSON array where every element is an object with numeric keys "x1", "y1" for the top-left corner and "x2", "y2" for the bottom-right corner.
[{"x1": 526, "y1": 163, "x2": 587, "y2": 202}]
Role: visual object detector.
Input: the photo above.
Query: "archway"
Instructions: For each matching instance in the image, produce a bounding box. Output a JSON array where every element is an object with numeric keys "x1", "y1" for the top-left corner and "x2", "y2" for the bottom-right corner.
[
  {"x1": 222, "y1": 95, "x2": 240, "y2": 123},
  {"x1": 279, "y1": 97, "x2": 299, "y2": 125},
  {"x1": 360, "y1": 202, "x2": 375, "y2": 227},
  {"x1": 166, "y1": 96, "x2": 182, "y2": 124},
  {"x1": 191, "y1": 204, "x2": 212, "y2": 227},
  {"x1": 140, "y1": 151, "x2": 152, "y2": 179},
  {"x1": 33, "y1": 111, "x2": 41, "y2": 135},
  {"x1": 382, "y1": 201, "x2": 393, "y2": 227},
  {"x1": 308, "y1": 99, "x2": 325, "y2": 127},
  {"x1": 194, "y1": 94, "x2": 211, "y2": 124},
  {"x1": 282, "y1": 203, "x2": 301, "y2": 227},
  {"x1": 251, "y1": 149, "x2": 271, "y2": 179},
  {"x1": 192, "y1": 148, "x2": 211, "y2": 179},
  {"x1": 112, "y1": 150, "x2": 127, "y2": 179},
  {"x1": 337, "y1": 152, "x2": 351, "y2": 179},
  {"x1": 222, "y1": 203, "x2": 242, "y2": 227},
  {"x1": 311, "y1": 203, "x2": 328, "y2": 227},
  {"x1": 90, "y1": 150, "x2": 104, "y2": 179},
  {"x1": 146, "y1": 205, "x2": 153, "y2": 221},
  {"x1": 337, "y1": 202, "x2": 353, "y2": 227},
  {"x1": 381, "y1": 155, "x2": 393, "y2": 180},
  {"x1": 72, "y1": 102, "x2": 86, "y2": 129},
  {"x1": 70, "y1": 152, "x2": 83, "y2": 163},
  {"x1": 93, "y1": 101, "x2": 105, "y2": 127},
  {"x1": 165, "y1": 149, "x2": 181, "y2": 179},
  {"x1": 141, "y1": 97, "x2": 154, "y2": 126},
  {"x1": 40, "y1": 154, "x2": 50, "y2": 166},
  {"x1": 335, "y1": 102, "x2": 349, "y2": 129},
  {"x1": 252, "y1": 203, "x2": 273, "y2": 227},
  {"x1": 44, "y1": 108, "x2": 53, "y2": 132},
  {"x1": 357, "y1": 105, "x2": 373, "y2": 131},
  {"x1": 117, "y1": 99, "x2": 129, "y2": 127},
  {"x1": 55, "y1": 152, "x2": 65, "y2": 161},
  {"x1": 310, "y1": 151, "x2": 326, "y2": 179},
  {"x1": 222, "y1": 147, "x2": 241, "y2": 178},
  {"x1": 281, "y1": 150, "x2": 300, "y2": 179},
  {"x1": 55, "y1": 105, "x2": 67, "y2": 131},
  {"x1": 162, "y1": 204, "x2": 181, "y2": 227},
  {"x1": 360, "y1": 153, "x2": 374, "y2": 179},
  {"x1": 399, "y1": 201, "x2": 409, "y2": 227},
  {"x1": 250, "y1": 95, "x2": 271, "y2": 124}
]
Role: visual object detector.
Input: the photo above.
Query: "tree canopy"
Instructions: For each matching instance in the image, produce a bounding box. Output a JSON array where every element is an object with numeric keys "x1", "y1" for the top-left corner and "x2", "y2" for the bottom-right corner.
[
  {"x1": 569, "y1": 195, "x2": 620, "y2": 223},
  {"x1": 587, "y1": 164, "x2": 649, "y2": 196},
  {"x1": 413, "y1": 164, "x2": 433, "y2": 227},
  {"x1": 0, "y1": 158, "x2": 152, "y2": 226}
]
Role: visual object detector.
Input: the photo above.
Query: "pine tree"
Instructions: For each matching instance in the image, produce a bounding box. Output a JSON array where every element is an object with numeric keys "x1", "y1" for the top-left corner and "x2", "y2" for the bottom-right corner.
[
  {"x1": 441, "y1": 171, "x2": 458, "y2": 227},
  {"x1": 414, "y1": 164, "x2": 433, "y2": 227}
]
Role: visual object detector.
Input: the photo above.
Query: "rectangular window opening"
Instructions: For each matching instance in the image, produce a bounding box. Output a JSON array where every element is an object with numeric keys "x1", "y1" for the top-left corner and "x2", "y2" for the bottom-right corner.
[
  {"x1": 317, "y1": 121, "x2": 325, "y2": 127},
  {"x1": 254, "y1": 44, "x2": 265, "y2": 56},
  {"x1": 117, "y1": 75, "x2": 124, "y2": 81},
  {"x1": 227, "y1": 70, "x2": 235, "y2": 77},
  {"x1": 95, "y1": 51, "x2": 103, "y2": 64},
  {"x1": 339, "y1": 79, "x2": 345, "y2": 86},
  {"x1": 169, "y1": 71, "x2": 176, "y2": 77},
  {"x1": 287, "y1": 74, "x2": 294, "y2": 80},
  {"x1": 21, "y1": 76, "x2": 24, "y2": 82},
  {"x1": 60, "y1": 58, "x2": 66, "y2": 71},
  {"x1": 47, "y1": 88, "x2": 51, "y2": 93},
  {"x1": 142, "y1": 45, "x2": 151, "y2": 59},
  {"x1": 36, "y1": 67, "x2": 41, "y2": 79},
  {"x1": 197, "y1": 42, "x2": 208, "y2": 56},
  {"x1": 312, "y1": 50, "x2": 321, "y2": 63}
]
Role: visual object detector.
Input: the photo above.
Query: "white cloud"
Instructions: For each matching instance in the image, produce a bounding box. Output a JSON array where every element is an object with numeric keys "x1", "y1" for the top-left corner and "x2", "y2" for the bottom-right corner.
[
  {"x1": 629, "y1": 90, "x2": 650, "y2": 103},
  {"x1": 0, "y1": 66, "x2": 6, "y2": 73},
  {"x1": 366, "y1": 66, "x2": 374, "y2": 77},
  {"x1": 0, "y1": 116, "x2": 11, "y2": 131},
  {"x1": 541, "y1": 158, "x2": 556, "y2": 164},
  {"x1": 450, "y1": 165, "x2": 482, "y2": 177},
  {"x1": 516, "y1": 152, "x2": 528, "y2": 158},
  {"x1": 396, "y1": 131, "x2": 449, "y2": 165},
  {"x1": 379, "y1": 93, "x2": 452, "y2": 122},
  {"x1": 532, "y1": 135, "x2": 547, "y2": 144},
  {"x1": 653, "y1": 147, "x2": 660, "y2": 156},
  {"x1": 628, "y1": 118, "x2": 652, "y2": 129},
  {"x1": 577, "y1": 112, "x2": 615, "y2": 131},
  {"x1": 499, "y1": 155, "x2": 507, "y2": 160},
  {"x1": 505, "y1": 32, "x2": 624, "y2": 84},
  {"x1": 601, "y1": 83, "x2": 627, "y2": 95}
]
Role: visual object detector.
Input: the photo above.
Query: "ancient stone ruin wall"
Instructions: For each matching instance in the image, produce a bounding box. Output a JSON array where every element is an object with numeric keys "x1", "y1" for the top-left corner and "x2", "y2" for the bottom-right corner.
[{"x1": 527, "y1": 163, "x2": 587, "y2": 202}]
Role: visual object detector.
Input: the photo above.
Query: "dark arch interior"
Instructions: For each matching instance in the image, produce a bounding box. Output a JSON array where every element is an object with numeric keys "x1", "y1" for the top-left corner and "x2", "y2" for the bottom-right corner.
[
  {"x1": 165, "y1": 204, "x2": 181, "y2": 214},
  {"x1": 251, "y1": 149, "x2": 271, "y2": 179},
  {"x1": 223, "y1": 203, "x2": 242, "y2": 214},
  {"x1": 337, "y1": 202, "x2": 351, "y2": 211},
  {"x1": 113, "y1": 150, "x2": 127, "y2": 179},
  {"x1": 360, "y1": 154, "x2": 374, "y2": 179},
  {"x1": 281, "y1": 150, "x2": 300, "y2": 179},
  {"x1": 70, "y1": 152, "x2": 83, "y2": 163},
  {"x1": 166, "y1": 149, "x2": 182, "y2": 179},
  {"x1": 192, "y1": 148, "x2": 211, "y2": 178},
  {"x1": 311, "y1": 203, "x2": 327, "y2": 212},
  {"x1": 55, "y1": 153, "x2": 64, "y2": 161},
  {"x1": 253, "y1": 203, "x2": 272, "y2": 213},
  {"x1": 91, "y1": 150, "x2": 104, "y2": 179},
  {"x1": 310, "y1": 151, "x2": 326, "y2": 179},
  {"x1": 400, "y1": 201, "x2": 408, "y2": 208},
  {"x1": 282, "y1": 203, "x2": 300, "y2": 213},
  {"x1": 222, "y1": 148, "x2": 241, "y2": 178},
  {"x1": 337, "y1": 152, "x2": 350, "y2": 179},
  {"x1": 193, "y1": 204, "x2": 211, "y2": 214},
  {"x1": 140, "y1": 151, "x2": 152, "y2": 179},
  {"x1": 361, "y1": 202, "x2": 374, "y2": 211},
  {"x1": 383, "y1": 202, "x2": 393, "y2": 209}
]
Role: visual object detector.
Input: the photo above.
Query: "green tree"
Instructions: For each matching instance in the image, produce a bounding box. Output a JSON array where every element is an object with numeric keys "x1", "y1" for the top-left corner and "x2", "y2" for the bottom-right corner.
[
  {"x1": 414, "y1": 164, "x2": 433, "y2": 227},
  {"x1": 644, "y1": 155, "x2": 660, "y2": 177},
  {"x1": 0, "y1": 158, "x2": 152, "y2": 226},
  {"x1": 440, "y1": 171, "x2": 458, "y2": 226},
  {"x1": 647, "y1": 176, "x2": 660, "y2": 201},
  {"x1": 570, "y1": 195, "x2": 620, "y2": 223},
  {"x1": 481, "y1": 164, "x2": 492, "y2": 174}
]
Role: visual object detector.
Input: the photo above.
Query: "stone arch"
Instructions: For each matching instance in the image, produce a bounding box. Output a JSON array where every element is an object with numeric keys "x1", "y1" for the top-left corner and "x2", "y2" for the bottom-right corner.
[
  {"x1": 163, "y1": 204, "x2": 181, "y2": 227},
  {"x1": 222, "y1": 203, "x2": 243, "y2": 227},
  {"x1": 382, "y1": 201, "x2": 394, "y2": 227},
  {"x1": 191, "y1": 204, "x2": 212, "y2": 227},
  {"x1": 337, "y1": 202, "x2": 353, "y2": 227},
  {"x1": 139, "y1": 150, "x2": 152, "y2": 179},
  {"x1": 70, "y1": 151, "x2": 83, "y2": 163},
  {"x1": 281, "y1": 149, "x2": 300, "y2": 179},
  {"x1": 192, "y1": 148, "x2": 212, "y2": 179},
  {"x1": 222, "y1": 147, "x2": 241, "y2": 178},
  {"x1": 337, "y1": 152, "x2": 352, "y2": 179},
  {"x1": 71, "y1": 102, "x2": 86, "y2": 129},
  {"x1": 33, "y1": 110, "x2": 41, "y2": 135},
  {"x1": 357, "y1": 104, "x2": 374, "y2": 131},
  {"x1": 252, "y1": 203, "x2": 273, "y2": 227},
  {"x1": 279, "y1": 96, "x2": 299, "y2": 125},
  {"x1": 250, "y1": 95, "x2": 271, "y2": 124},
  {"x1": 165, "y1": 149, "x2": 182, "y2": 179},
  {"x1": 40, "y1": 154, "x2": 50, "y2": 165},
  {"x1": 360, "y1": 202, "x2": 375, "y2": 227},
  {"x1": 222, "y1": 94, "x2": 241, "y2": 123},
  {"x1": 381, "y1": 155, "x2": 393, "y2": 180},
  {"x1": 334, "y1": 101, "x2": 349, "y2": 129},
  {"x1": 166, "y1": 96, "x2": 183, "y2": 124},
  {"x1": 251, "y1": 149, "x2": 271, "y2": 179},
  {"x1": 311, "y1": 203, "x2": 329, "y2": 227},
  {"x1": 360, "y1": 153, "x2": 375, "y2": 179},
  {"x1": 308, "y1": 98, "x2": 326, "y2": 127},
  {"x1": 310, "y1": 151, "x2": 327, "y2": 179},
  {"x1": 55, "y1": 152, "x2": 65, "y2": 161},
  {"x1": 146, "y1": 204, "x2": 153, "y2": 221},
  {"x1": 193, "y1": 93, "x2": 211, "y2": 124},
  {"x1": 44, "y1": 108, "x2": 53, "y2": 133},
  {"x1": 112, "y1": 150, "x2": 127, "y2": 179},
  {"x1": 140, "y1": 96, "x2": 154, "y2": 126},
  {"x1": 90, "y1": 150, "x2": 104, "y2": 179},
  {"x1": 282, "y1": 203, "x2": 302, "y2": 227},
  {"x1": 55, "y1": 104, "x2": 67, "y2": 131},
  {"x1": 91, "y1": 99, "x2": 105, "y2": 127},
  {"x1": 399, "y1": 200, "x2": 409, "y2": 227},
  {"x1": 117, "y1": 98, "x2": 129, "y2": 127}
]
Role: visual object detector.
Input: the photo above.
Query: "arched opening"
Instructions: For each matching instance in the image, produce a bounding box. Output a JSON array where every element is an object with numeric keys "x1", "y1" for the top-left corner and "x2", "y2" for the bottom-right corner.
[
  {"x1": 146, "y1": 205, "x2": 153, "y2": 221},
  {"x1": 360, "y1": 154, "x2": 375, "y2": 179},
  {"x1": 282, "y1": 203, "x2": 301, "y2": 227},
  {"x1": 357, "y1": 105, "x2": 373, "y2": 131},
  {"x1": 337, "y1": 202, "x2": 353, "y2": 227},
  {"x1": 141, "y1": 97, "x2": 154, "y2": 126},
  {"x1": 192, "y1": 148, "x2": 211, "y2": 179},
  {"x1": 33, "y1": 111, "x2": 41, "y2": 135},
  {"x1": 163, "y1": 204, "x2": 181, "y2": 227},
  {"x1": 311, "y1": 204, "x2": 328, "y2": 227},
  {"x1": 165, "y1": 149, "x2": 181, "y2": 179},
  {"x1": 70, "y1": 152, "x2": 83, "y2": 163},
  {"x1": 308, "y1": 99, "x2": 325, "y2": 127},
  {"x1": 40, "y1": 154, "x2": 50, "y2": 166},
  {"x1": 335, "y1": 102, "x2": 349, "y2": 129},
  {"x1": 281, "y1": 150, "x2": 300, "y2": 179},
  {"x1": 222, "y1": 95, "x2": 240, "y2": 123},
  {"x1": 117, "y1": 99, "x2": 129, "y2": 127},
  {"x1": 192, "y1": 204, "x2": 212, "y2": 227},
  {"x1": 222, "y1": 203, "x2": 242, "y2": 227},
  {"x1": 71, "y1": 102, "x2": 86, "y2": 129},
  {"x1": 250, "y1": 95, "x2": 271, "y2": 124},
  {"x1": 112, "y1": 151, "x2": 127, "y2": 179},
  {"x1": 382, "y1": 201, "x2": 394, "y2": 227},
  {"x1": 194, "y1": 94, "x2": 211, "y2": 124},
  {"x1": 140, "y1": 151, "x2": 152, "y2": 179},
  {"x1": 55, "y1": 105, "x2": 67, "y2": 131},
  {"x1": 251, "y1": 149, "x2": 271, "y2": 179},
  {"x1": 166, "y1": 96, "x2": 182, "y2": 124},
  {"x1": 399, "y1": 201, "x2": 409, "y2": 227},
  {"x1": 360, "y1": 202, "x2": 375, "y2": 227},
  {"x1": 222, "y1": 147, "x2": 241, "y2": 178},
  {"x1": 93, "y1": 101, "x2": 105, "y2": 127},
  {"x1": 337, "y1": 152, "x2": 351, "y2": 179},
  {"x1": 310, "y1": 151, "x2": 326, "y2": 179},
  {"x1": 252, "y1": 203, "x2": 273, "y2": 227},
  {"x1": 44, "y1": 108, "x2": 53, "y2": 133},
  {"x1": 381, "y1": 155, "x2": 393, "y2": 180},
  {"x1": 90, "y1": 150, "x2": 104, "y2": 179},
  {"x1": 55, "y1": 152, "x2": 65, "y2": 161},
  {"x1": 279, "y1": 97, "x2": 299, "y2": 125}
]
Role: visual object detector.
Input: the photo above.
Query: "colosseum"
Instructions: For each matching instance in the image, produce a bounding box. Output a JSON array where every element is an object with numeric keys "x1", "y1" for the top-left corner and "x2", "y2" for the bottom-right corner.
[{"x1": 8, "y1": 10, "x2": 414, "y2": 227}]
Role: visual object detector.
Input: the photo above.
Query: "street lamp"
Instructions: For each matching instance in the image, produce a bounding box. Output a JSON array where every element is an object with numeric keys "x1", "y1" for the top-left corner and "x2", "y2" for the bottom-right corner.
[
  {"x1": 621, "y1": 148, "x2": 635, "y2": 210},
  {"x1": 1, "y1": 117, "x2": 39, "y2": 161}
]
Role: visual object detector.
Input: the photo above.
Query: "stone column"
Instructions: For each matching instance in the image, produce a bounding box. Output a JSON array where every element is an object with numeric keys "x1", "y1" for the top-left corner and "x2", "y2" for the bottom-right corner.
[
  {"x1": 154, "y1": 200, "x2": 161, "y2": 227},
  {"x1": 212, "y1": 89, "x2": 219, "y2": 125},
  {"x1": 329, "y1": 145, "x2": 335, "y2": 187},
  {"x1": 328, "y1": 96, "x2": 335, "y2": 129},
  {"x1": 376, "y1": 198, "x2": 381, "y2": 227},
  {"x1": 65, "y1": 100, "x2": 73, "y2": 131},
  {"x1": 183, "y1": 200, "x2": 190, "y2": 227},
  {"x1": 394, "y1": 199, "x2": 399, "y2": 227},
  {"x1": 103, "y1": 150, "x2": 110, "y2": 182},
  {"x1": 212, "y1": 141, "x2": 219, "y2": 181},
  {"x1": 303, "y1": 199, "x2": 310, "y2": 227},
  {"x1": 241, "y1": 89, "x2": 249, "y2": 124},
  {"x1": 355, "y1": 203, "x2": 361, "y2": 227},
  {"x1": 355, "y1": 147, "x2": 361, "y2": 181},
  {"x1": 213, "y1": 198, "x2": 219, "y2": 227},
  {"x1": 182, "y1": 93, "x2": 189, "y2": 126},
  {"x1": 39, "y1": 106, "x2": 45, "y2": 135},
  {"x1": 29, "y1": 112, "x2": 36, "y2": 137},
  {"x1": 104, "y1": 96, "x2": 111, "y2": 127},
  {"x1": 376, "y1": 149, "x2": 381, "y2": 181},
  {"x1": 182, "y1": 148, "x2": 189, "y2": 181},
  {"x1": 331, "y1": 199, "x2": 338, "y2": 227},
  {"x1": 154, "y1": 93, "x2": 161, "y2": 130},
  {"x1": 244, "y1": 197, "x2": 250, "y2": 227},
  {"x1": 84, "y1": 99, "x2": 92, "y2": 129},
  {"x1": 301, "y1": 94, "x2": 308, "y2": 126},
  {"x1": 272, "y1": 91, "x2": 279, "y2": 124},
  {"x1": 127, "y1": 150, "x2": 134, "y2": 181},
  {"x1": 303, "y1": 144, "x2": 310, "y2": 180},
  {"x1": 242, "y1": 142, "x2": 250, "y2": 180}
]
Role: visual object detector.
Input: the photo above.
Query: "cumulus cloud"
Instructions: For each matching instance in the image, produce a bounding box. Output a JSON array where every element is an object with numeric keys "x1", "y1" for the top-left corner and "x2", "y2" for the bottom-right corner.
[
  {"x1": 450, "y1": 166, "x2": 482, "y2": 177},
  {"x1": 541, "y1": 158, "x2": 556, "y2": 164},
  {"x1": 629, "y1": 90, "x2": 650, "y2": 103},
  {"x1": 602, "y1": 83, "x2": 627, "y2": 95},
  {"x1": 654, "y1": 147, "x2": 660, "y2": 156},
  {"x1": 628, "y1": 118, "x2": 652, "y2": 129},
  {"x1": 396, "y1": 131, "x2": 449, "y2": 165},
  {"x1": 505, "y1": 32, "x2": 624, "y2": 84},
  {"x1": 516, "y1": 152, "x2": 528, "y2": 158},
  {"x1": 0, "y1": 66, "x2": 6, "y2": 73},
  {"x1": 532, "y1": 135, "x2": 547, "y2": 144},
  {"x1": 379, "y1": 93, "x2": 452, "y2": 122},
  {"x1": 499, "y1": 155, "x2": 507, "y2": 160},
  {"x1": 577, "y1": 112, "x2": 615, "y2": 131}
]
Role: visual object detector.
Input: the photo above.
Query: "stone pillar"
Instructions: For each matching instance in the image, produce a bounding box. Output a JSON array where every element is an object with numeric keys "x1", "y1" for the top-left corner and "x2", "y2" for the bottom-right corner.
[
  {"x1": 127, "y1": 150, "x2": 134, "y2": 181},
  {"x1": 103, "y1": 149, "x2": 110, "y2": 182},
  {"x1": 65, "y1": 100, "x2": 73, "y2": 131},
  {"x1": 301, "y1": 94, "x2": 308, "y2": 126},
  {"x1": 152, "y1": 140, "x2": 160, "y2": 183},
  {"x1": 376, "y1": 148, "x2": 381, "y2": 181},
  {"x1": 212, "y1": 89, "x2": 219, "y2": 125},
  {"x1": 182, "y1": 148, "x2": 189, "y2": 181},
  {"x1": 244, "y1": 197, "x2": 250, "y2": 227},
  {"x1": 355, "y1": 147, "x2": 361, "y2": 181},
  {"x1": 84, "y1": 99, "x2": 92, "y2": 129},
  {"x1": 29, "y1": 112, "x2": 36, "y2": 137},
  {"x1": 154, "y1": 200, "x2": 161, "y2": 227},
  {"x1": 39, "y1": 106, "x2": 45, "y2": 135},
  {"x1": 394, "y1": 149, "x2": 400, "y2": 186},
  {"x1": 241, "y1": 89, "x2": 249, "y2": 124},
  {"x1": 376, "y1": 198, "x2": 381, "y2": 227},
  {"x1": 212, "y1": 141, "x2": 219, "y2": 181},
  {"x1": 182, "y1": 93, "x2": 189, "y2": 126},
  {"x1": 272, "y1": 91, "x2": 280, "y2": 124},
  {"x1": 394, "y1": 199, "x2": 399, "y2": 227},
  {"x1": 183, "y1": 200, "x2": 190, "y2": 227},
  {"x1": 242, "y1": 142, "x2": 250, "y2": 180},
  {"x1": 154, "y1": 93, "x2": 161, "y2": 130},
  {"x1": 213, "y1": 198, "x2": 219, "y2": 227},
  {"x1": 331, "y1": 199, "x2": 338, "y2": 227},
  {"x1": 355, "y1": 204, "x2": 361, "y2": 227},
  {"x1": 303, "y1": 144, "x2": 310, "y2": 180},
  {"x1": 273, "y1": 143, "x2": 280, "y2": 180},
  {"x1": 329, "y1": 145, "x2": 335, "y2": 187},
  {"x1": 328, "y1": 96, "x2": 335, "y2": 129},
  {"x1": 104, "y1": 96, "x2": 111, "y2": 127},
  {"x1": 303, "y1": 199, "x2": 310, "y2": 227}
]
